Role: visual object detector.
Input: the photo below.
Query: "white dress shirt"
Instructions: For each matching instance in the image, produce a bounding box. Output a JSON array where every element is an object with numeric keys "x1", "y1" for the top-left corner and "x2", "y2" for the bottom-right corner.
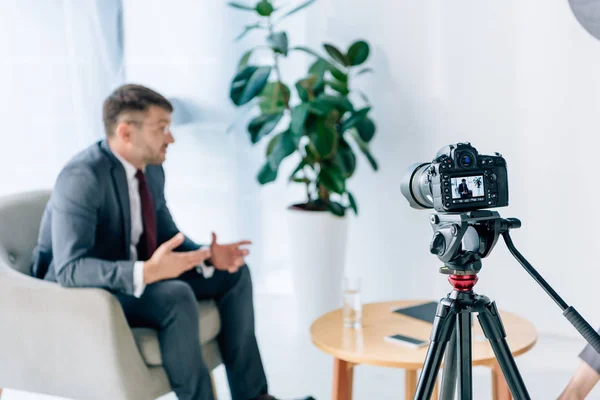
[{"x1": 111, "y1": 151, "x2": 213, "y2": 298}]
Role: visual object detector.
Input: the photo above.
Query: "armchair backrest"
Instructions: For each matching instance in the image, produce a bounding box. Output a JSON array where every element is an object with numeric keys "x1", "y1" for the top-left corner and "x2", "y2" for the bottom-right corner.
[{"x1": 0, "y1": 190, "x2": 51, "y2": 276}]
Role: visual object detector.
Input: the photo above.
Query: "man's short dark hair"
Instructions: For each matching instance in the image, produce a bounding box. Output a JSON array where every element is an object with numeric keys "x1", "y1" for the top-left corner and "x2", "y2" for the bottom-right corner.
[{"x1": 103, "y1": 84, "x2": 173, "y2": 137}]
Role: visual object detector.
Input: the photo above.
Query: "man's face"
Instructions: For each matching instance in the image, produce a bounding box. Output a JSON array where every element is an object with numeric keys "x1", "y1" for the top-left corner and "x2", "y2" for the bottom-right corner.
[{"x1": 123, "y1": 105, "x2": 175, "y2": 165}]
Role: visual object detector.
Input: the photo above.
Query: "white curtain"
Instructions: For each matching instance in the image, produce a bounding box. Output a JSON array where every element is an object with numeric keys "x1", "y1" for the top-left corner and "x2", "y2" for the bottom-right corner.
[{"x1": 0, "y1": 0, "x2": 124, "y2": 196}]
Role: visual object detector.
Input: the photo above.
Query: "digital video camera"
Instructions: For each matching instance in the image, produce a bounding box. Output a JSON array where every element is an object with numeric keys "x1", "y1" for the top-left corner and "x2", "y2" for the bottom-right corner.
[{"x1": 400, "y1": 142, "x2": 509, "y2": 213}]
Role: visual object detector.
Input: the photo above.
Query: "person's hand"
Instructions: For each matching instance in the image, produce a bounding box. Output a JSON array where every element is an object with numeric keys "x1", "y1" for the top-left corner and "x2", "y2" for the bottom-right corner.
[
  {"x1": 209, "y1": 232, "x2": 251, "y2": 273},
  {"x1": 143, "y1": 233, "x2": 211, "y2": 284}
]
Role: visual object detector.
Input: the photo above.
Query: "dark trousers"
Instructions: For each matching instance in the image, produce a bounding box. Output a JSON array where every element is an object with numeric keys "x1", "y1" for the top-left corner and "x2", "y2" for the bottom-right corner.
[{"x1": 114, "y1": 265, "x2": 268, "y2": 400}]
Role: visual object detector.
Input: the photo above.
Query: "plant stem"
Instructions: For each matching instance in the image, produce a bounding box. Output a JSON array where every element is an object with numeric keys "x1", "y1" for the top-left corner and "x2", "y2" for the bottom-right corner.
[
  {"x1": 318, "y1": 184, "x2": 329, "y2": 202},
  {"x1": 303, "y1": 166, "x2": 312, "y2": 203},
  {"x1": 267, "y1": 16, "x2": 284, "y2": 86}
]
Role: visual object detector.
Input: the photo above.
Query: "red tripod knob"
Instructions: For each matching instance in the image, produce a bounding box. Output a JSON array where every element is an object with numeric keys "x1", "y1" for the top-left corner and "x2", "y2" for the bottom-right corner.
[{"x1": 449, "y1": 274, "x2": 478, "y2": 291}]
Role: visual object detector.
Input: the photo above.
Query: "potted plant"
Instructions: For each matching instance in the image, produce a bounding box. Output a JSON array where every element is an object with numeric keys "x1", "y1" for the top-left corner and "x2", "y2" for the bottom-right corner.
[{"x1": 228, "y1": 0, "x2": 378, "y2": 327}]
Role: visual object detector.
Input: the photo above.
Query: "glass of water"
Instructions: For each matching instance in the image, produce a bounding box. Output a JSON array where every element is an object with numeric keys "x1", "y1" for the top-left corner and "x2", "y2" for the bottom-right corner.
[{"x1": 343, "y1": 277, "x2": 362, "y2": 329}]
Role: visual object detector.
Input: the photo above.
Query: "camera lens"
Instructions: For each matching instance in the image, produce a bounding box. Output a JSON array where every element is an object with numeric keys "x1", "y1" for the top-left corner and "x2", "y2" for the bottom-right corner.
[{"x1": 400, "y1": 163, "x2": 434, "y2": 209}]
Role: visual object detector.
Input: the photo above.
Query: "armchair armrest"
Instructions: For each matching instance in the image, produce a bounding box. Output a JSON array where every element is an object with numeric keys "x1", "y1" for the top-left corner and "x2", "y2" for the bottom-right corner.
[{"x1": 0, "y1": 265, "x2": 159, "y2": 400}]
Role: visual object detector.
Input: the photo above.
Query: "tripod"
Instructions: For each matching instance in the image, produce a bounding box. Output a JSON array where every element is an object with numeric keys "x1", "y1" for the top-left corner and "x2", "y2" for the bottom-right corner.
[{"x1": 413, "y1": 211, "x2": 600, "y2": 400}]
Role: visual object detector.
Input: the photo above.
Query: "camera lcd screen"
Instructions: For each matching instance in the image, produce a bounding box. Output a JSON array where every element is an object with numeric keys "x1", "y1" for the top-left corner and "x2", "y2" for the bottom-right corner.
[{"x1": 451, "y1": 176, "x2": 485, "y2": 201}]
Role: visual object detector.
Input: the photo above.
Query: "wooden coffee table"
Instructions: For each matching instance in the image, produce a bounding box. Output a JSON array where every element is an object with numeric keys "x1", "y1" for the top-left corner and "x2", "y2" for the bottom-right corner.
[{"x1": 310, "y1": 300, "x2": 537, "y2": 400}]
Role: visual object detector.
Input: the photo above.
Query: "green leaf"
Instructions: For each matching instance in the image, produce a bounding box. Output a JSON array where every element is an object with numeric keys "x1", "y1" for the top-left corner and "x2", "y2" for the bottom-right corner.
[
  {"x1": 308, "y1": 100, "x2": 330, "y2": 116},
  {"x1": 291, "y1": 103, "x2": 310, "y2": 136},
  {"x1": 259, "y1": 81, "x2": 290, "y2": 114},
  {"x1": 257, "y1": 162, "x2": 278, "y2": 184},
  {"x1": 335, "y1": 143, "x2": 356, "y2": 178},
  {"x1": 327, "y1": 201, "x2": 346, "y2": 217},
  {"x1": 304, "y1": 143, "x2": 319, "y2": 163},
  {"x1": 235, "y1": 22, "x2": 263, "y2": 41},
  {"x1": 312, "y1": 94, "x2": 354, "y2": 114},
  {"x1": 312, "y1": 118, "x2": 337, "y2": 159},
  {"x1": 319, "y1": 166, "x2": 345, "y2": 194},
  {"x1": 350, "y1": 129, "x2": 378, "y2": 170},
  {"x1": 276, "y1": 0, "x2": 317, "y2": 22},
  {"x1": 230, "y1": 65, "x2": 272, "y2": 105},
  {"x1": 327, "y1": 80, "x2": 349, "y2": 95},
  {"x1": 347, "y1": 192, "x2": 358, "y2": 215},
  {"x1": 324, "y1": 43, "x2": 349, "y2": 66},
  {"x1": 267, "y1": 31, "x2": 288, "y2": 55},
  {"x1": 341, "y1": 106, "x2": 371, "y2": 132},
  {"x1": 228, "y1": 2, "x2": 255, "y2": 11},
  {"x1": 247, "y1": 112, "x2": 283, "y2": 143},
  {"x1": 237, "y1": 49, "x2": 254, "y2": 71},
  {"x1": 356, "y1": 67, "x2": 374, "y2": 76},
  {"x1": 347, "y1": 40, "x2": 370, "y2": 66},
  {"x1": 256, "y1": 0, "x2": 275, "y2": 16},
  {"x1": 268, "y1": 129, "x2": 298, "y2": 169},
  {"x1": 295, "y1": 75, "x2": 319, "y2": 102},
  {"x1": 329, "y1": 64, "x2": 348, "y2": 83},
  {"x1": 309, "y1": 59, "x2": 328, "y2": 77},
  {"x1": 355, "y1": 117, "x2": 376, "y2": 142},
  {"x1": 365, "y1": 150, "x2": 378, "y2": 170},
  {"x1": 266, "y1": 132, "x2": 280, "y2": 156}
]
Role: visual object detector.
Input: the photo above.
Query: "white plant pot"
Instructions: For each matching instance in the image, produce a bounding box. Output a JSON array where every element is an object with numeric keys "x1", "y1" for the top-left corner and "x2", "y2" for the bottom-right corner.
[{"x1": 286, "y1": 206, "x2": 349, "y2": 331}]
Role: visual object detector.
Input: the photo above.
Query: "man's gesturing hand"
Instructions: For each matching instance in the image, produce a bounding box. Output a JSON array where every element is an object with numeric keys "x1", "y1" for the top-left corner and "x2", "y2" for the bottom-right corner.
[
  {"x1": 209, "y1": 232, "x2": 251, "y2": 273},
  {"x1": 143, "y1": 233, "x2": 211, "y2": 284}
]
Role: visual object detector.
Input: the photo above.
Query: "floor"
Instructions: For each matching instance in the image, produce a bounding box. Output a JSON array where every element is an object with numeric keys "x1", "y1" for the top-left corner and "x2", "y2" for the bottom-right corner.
[{"x1": 2, "y1": 268, "x2": 600, "y2": 400}]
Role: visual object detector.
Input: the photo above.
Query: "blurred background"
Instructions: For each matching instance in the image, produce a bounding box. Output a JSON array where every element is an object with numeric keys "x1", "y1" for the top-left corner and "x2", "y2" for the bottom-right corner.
[{"x1": 2, "y1": 0, "x2": 600, "y2": 399}]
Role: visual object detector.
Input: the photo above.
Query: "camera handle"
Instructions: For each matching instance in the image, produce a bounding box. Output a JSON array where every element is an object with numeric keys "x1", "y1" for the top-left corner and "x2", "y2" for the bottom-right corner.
[{"x1": 502, "y1": 229, "x2": 600, "y2": 354}]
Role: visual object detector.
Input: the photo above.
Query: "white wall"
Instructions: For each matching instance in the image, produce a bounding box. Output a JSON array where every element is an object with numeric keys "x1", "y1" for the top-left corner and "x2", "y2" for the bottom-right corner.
[{"x1": 306, "y1": 0, "x2": 600, "y2": 338}]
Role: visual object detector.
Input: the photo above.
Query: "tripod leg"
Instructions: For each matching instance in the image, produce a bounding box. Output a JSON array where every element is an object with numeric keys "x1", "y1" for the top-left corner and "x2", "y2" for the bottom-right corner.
[
  {"x1": 439, "y1": 329, "x2": 457, "y2": 400},
  {"x1": 414, "y1": 299, "x2": 457, "y2": 400},
  {"x1": 457, "y1": 311, "x2": 473, "y2": 400},
  {"x1": 478, "y1": 300, "x2": 531, "y2": 400}
]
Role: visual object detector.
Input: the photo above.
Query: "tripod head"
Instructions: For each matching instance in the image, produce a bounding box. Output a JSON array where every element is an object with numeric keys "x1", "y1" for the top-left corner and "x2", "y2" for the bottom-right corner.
[{"x1": 429, "y1": 210, "x2": 521, "y2": 276}]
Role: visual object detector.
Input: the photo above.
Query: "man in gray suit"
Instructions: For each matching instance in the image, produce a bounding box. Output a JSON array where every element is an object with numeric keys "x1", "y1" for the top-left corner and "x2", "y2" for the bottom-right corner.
[{"x1": 31, "y1": 84, "x2": 312, "y2": 400}]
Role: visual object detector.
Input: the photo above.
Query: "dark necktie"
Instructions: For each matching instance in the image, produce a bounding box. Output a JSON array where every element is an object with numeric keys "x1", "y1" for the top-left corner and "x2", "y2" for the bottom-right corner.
[{"x1": 135, "y1": 169, "x2": 157, "y2": 261}]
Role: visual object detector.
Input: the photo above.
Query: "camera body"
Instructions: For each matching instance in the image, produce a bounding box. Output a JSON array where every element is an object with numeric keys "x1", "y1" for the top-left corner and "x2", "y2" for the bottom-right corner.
[{"x1": 430, "y1": 143, "x2": 508, "y2": 212}]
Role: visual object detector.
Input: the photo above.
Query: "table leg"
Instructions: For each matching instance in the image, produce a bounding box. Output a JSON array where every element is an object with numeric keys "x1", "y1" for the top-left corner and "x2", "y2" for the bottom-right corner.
[
  {"x1": 332, "y1": 358, "x2": 354, "y2": 400},
  {"x1": 491, "y1": 363, "x2": 512, "y2": 400},
  {"x1": 405, "y1": 369, "x2": 417, "y2": 399}
]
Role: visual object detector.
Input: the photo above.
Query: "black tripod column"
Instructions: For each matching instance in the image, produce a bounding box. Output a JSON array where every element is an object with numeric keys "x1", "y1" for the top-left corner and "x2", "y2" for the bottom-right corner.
[
  {"x1": 439, "y1": 329, "x2": 457, "y2": 399},
  {"x1": 413, "y1": 299, "x2": 457, "y2": 400},
  {"x1": 457, "y1": 311, "x2": 473, "y2": 399},
  {"x1": 477, "y1": 298, "x2": 531, "y2": 400}
]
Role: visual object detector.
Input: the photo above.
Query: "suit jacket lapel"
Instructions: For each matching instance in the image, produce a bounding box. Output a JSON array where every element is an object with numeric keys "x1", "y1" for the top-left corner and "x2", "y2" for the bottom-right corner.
[{"x1": 100, "y1": 140, "x2": 132, "y2": 259}]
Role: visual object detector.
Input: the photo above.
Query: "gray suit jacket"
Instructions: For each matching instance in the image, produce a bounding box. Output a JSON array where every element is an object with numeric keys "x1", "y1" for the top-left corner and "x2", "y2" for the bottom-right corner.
[{"x1": 31, "y1": 140, "x2": 202, "y2": 296}]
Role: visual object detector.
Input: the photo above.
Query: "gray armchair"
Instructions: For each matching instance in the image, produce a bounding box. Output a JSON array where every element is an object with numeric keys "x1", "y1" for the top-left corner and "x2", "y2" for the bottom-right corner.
[{"x1": 0, "y1": 190, "x2": 223, "y2": 400}]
